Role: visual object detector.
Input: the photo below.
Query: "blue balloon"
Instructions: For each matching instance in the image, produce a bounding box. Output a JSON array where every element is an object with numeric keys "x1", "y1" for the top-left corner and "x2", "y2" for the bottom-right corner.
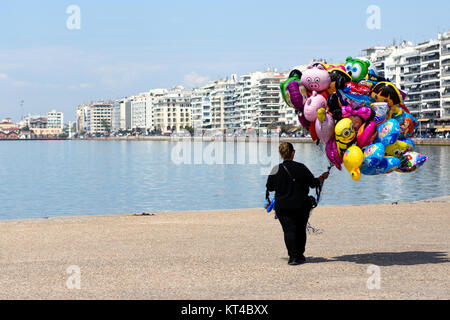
[
  {"x1": 361, "y1": 157, "x2": 401, "y2": 176},
  {"x1": 339, "y1": 89, "x2": 375, "y2": 109},
  {"x1": 393, "y1": 112, "x2": 418, "y2": 139},
  {"x1": 376, "y1": 119, "x2": 401, "y2": 146},
  {"x1": 399, "y1": 138, "x2": 415, "y2": 152},
  {"x1": 362, "y1": 143, "x2": 385, "y2": 168}
]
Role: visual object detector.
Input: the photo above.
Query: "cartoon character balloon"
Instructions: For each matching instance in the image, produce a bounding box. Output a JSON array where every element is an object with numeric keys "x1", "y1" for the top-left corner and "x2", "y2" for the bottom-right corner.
[
  {"x1": 280, "y1": 70, "x2": 307, "y2": 111},
  {"x1": 300, "y1": 63, "x2": 331, "y2": 95},
  {"x1": 315, "y1": 111, "x2": 335, "y2": 144},
  {"x1": 344, "y1": 57, "x2": 371, "y2": 82},
  {"x1": 393, "y1": 112, "x2": 418, "y2": 139},
  {"x1": 343, "y1": 146, "x2": 364, "y2": 181},
  {"x1": 376, "y1": 119, "x2": 401, "y2": 146},
  {"x1": 335, "y1": 118, "x2": 356, "y2": 155},
  {"x1": 398, "y1": 152, "x2": 428, "y2": 173},
  {"x1": 279, "y1": 55, "x2": 429, "y2": 182},
  {"x1": 304, "y1": 91, "x2": 327, "y2": 122}
]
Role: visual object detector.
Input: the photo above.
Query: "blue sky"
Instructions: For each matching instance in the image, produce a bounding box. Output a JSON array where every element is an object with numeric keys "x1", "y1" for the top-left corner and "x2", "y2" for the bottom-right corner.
[{"x1": 1, "y1": 0, "x2": 449, "y2": 122}]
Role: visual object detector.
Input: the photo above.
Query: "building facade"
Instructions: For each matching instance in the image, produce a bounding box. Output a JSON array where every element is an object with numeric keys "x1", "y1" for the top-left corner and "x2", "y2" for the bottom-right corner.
[
  {"x1": 153, "y1": 86, "x2": 192, "y2": 134},
  {"x1": 364, "y1": 31, "x2": 450, "y2": 134},
  {"x1": 47, "y1": 110, "x2": 64, "y2": 129}
]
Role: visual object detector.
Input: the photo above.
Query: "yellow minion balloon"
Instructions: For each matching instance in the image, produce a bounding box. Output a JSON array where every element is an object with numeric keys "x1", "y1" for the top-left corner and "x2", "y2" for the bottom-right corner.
[
  {"x1": 335, "y1": 118, "x2": 356, "y2": 156},
  {"x1": 343, "y1": 146, "x2": 364, "y2": 181}
]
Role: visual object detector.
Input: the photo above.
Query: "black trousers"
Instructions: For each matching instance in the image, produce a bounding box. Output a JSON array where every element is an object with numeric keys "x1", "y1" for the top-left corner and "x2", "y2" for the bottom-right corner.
[{"x1": 277, "y1": 208, "x2": 310, "y2": 259}]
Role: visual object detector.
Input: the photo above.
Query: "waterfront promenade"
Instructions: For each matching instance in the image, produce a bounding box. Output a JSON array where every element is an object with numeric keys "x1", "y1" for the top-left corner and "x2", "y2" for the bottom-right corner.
[{"x1": 0, "y1": 198, "x2": 448, "y2": 299}]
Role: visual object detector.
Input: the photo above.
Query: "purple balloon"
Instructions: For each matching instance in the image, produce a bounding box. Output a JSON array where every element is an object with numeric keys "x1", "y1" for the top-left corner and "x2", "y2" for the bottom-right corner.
[{"x1": 326, "y1": 138, "x2": 342, "y2": 171}]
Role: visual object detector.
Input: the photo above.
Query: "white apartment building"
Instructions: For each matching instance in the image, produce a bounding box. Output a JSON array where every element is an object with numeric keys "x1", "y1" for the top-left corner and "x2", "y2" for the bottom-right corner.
[
  {"x1": 440, "y1": 32, "x2": 450, "y2": 119},
  {"x1": 232, "y1": 70, "x2": 296, "y2": 131},
  {"x1": 364, "y1": 31, "x2": 450, "y2": 133},
  {"x1": 191, "y1": 77, "x2": 237, "y2": 134},
  {"x1": 47, "y1": 110, "x2": 64, "y2": 129},
  {"x1": 129, "y1": 89, "x2": 167, "y2": 132},
  {"x1": 83, "y1": 103, "x2": 113, "y2": 134},
  {"x1": 76, "y1": 104, "x2": 89, "y2": 134},
  {"x1": 111, "y1": 100, "x2": 122, "y2": 132},
  {"x1": 153, "y1": 86, "x2": 192, "y2": 134},
  {"x1": 131, "y1": 95, "x2": 149, "y2": 130},
  {"x1": 191, "y1": 87, "x2": 212, "y2": 131}
]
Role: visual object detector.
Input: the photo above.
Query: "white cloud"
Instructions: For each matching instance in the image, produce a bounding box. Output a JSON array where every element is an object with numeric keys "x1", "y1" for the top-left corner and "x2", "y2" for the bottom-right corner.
[
  {"x1": 0, "y1": 73, "x2": 8, "y2": 80},
  {"x1": 68, "y1": 83, "x2": 95, "y2": 90},
  {"x1": 183, "y1": 72, "x2": 209, "y2": 88},
  {"x1": 11, "y1": 80, "x2": 32, "y2": 87}
]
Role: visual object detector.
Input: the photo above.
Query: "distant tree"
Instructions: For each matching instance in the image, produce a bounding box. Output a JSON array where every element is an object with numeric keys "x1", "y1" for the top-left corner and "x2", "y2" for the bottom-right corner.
[
  {"x1": 101, "y1": 119, "x2": 111, "y2": 135},
  {"x1": 184, "y1": 125, "x2": 194, "y2": 136}
]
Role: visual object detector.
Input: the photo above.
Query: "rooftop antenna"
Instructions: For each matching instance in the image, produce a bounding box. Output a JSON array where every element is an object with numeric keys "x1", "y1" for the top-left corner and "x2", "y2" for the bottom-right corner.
[{"x1": 20, "y1": 100, "x2": 24, "y2": 121}]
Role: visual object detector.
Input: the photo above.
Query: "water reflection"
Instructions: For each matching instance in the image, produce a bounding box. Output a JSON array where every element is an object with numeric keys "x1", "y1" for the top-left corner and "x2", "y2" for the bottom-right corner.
[{"x1": 0, "y1": 141, "x2": 448, "y2": 220}]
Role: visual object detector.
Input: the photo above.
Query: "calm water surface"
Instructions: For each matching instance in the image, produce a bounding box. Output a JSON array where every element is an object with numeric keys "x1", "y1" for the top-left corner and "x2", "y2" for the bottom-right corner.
[{"x1": 0, "y1": 140, "x2": 448, "y2": 220}]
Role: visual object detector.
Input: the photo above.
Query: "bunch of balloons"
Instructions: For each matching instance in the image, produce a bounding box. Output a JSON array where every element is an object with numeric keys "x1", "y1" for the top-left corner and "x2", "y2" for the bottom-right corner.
[{"x1": 280, "y1": 57, "x2": 428, "y2": 181}]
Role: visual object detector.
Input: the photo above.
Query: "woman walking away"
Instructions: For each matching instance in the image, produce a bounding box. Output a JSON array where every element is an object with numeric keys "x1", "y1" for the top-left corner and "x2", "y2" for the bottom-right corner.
[{"x1": 266, "y1": 142, "x2": 329, "y2": 266}]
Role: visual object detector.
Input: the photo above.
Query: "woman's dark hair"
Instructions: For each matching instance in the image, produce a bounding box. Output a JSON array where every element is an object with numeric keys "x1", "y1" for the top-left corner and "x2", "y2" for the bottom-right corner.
[
  {"x1": 279, "y1": 142, "x2": 294, "y2": 160},
  {"x1": 372, "y1": 82, "x2": 401, "y2": 105}
]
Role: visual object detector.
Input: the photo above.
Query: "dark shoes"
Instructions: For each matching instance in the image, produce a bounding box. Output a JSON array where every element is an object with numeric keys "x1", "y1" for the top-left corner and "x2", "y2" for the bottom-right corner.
[{"x1": 288, "y1": 256, "x2": 306, "y2": 266}]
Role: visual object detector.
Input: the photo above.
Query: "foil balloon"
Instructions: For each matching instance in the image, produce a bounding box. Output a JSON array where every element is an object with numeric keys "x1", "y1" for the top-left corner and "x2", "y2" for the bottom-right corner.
[
  {"x1": 376, "y1": 119, "x2": 401, "y2": 146},
  {"x1": 339, "y1": 89, "x2": 375, "y2": 109},
  {"x1": 393, "y1": 112, "x2": 418, "y2": 139},
  {"x1": 372, "y1": 102, "x2": 389, "y2": 125},
  {"x1": 361, "y1": 157, "x2": 401, "y2": 176},
  {"x1": 326, "y1": 138, "x2": 343, "y2": 171},
  {"x1": 298, "y1": 113, "x2": 310, "y2": 129},
  {"x1": 398, "y1": 152, "x2": 428, "y2": 173},
  {"x1": 335, "y1": 118, "x2": 356, "y2": 155},
  {"x1": 304, "y1": 91, "x2": 327, "y2": 122},
  {"x1": 309, "y1": 122, "x2": 318, "y2": 142},
  {"x1": 362, "y1": 143, "x2": 385, "y2": 168},
  {"x1": 315, "y1": 112, "x2": 335, "y2": 144},
  {"x1": 281, "y1": 78, "x2": 308, "y2": 111},
  {"x1": 401, "y1": 138, "x2": 415, "y2": 152},
  {"x1": 343, "y1": 146, "x2": 364, "y2": 181},
  {"x1": 385, "y1": 140, "x2": 409, "y2": 158},
  {"x1": 357, "y1": 121, "x2": 377, "y2": 148}
]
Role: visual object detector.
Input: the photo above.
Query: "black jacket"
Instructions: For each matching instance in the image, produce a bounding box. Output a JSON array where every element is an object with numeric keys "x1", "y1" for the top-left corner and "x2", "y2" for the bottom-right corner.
[{"x1": 266, "y1": 160, "x2": 320, "y2": 213}]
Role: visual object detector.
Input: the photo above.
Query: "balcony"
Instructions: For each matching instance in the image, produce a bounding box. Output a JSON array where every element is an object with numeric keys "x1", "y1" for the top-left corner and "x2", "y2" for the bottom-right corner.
[
  {"x1": 421, "y1": 94, "x2": 440, "y2": 102},
  {"x1": 421, "y1": 56, "x2": 440, "y2": 64},
  {"x1": 405, "y1": 57, "x2": 420, "y2": 66},
  {"x1": 421, "y1": 85, "x2": 440, "y2": 93},
  {"x1": 441, "y1": 58, "x2": 450, "y2": 67},
  {"x1": 404, "y1": 68, "x2": 420, "y2": 75},
  {"x1": 442, "y1": 44, "x2": 450, "y2": 56},
  {"x1": 421, "y1": 63, "x2": 440, "y2": 73},
  {"x1": 442, "y1": 69, "x2": 450, "y2": 78}
]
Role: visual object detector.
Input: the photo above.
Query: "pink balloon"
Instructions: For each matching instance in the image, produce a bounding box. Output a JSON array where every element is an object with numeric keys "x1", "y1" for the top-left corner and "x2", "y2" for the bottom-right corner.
[
  {"x1": 304, "y1": 91, "x2": 327, "y2": 122},
  {"x1": 357, "y1": 121, "x2": 377, "y2": 149},
  {"x1": 315, "y1": 113, "x2": 335, "y2": 144},
  {"x1": 326, "y1": 138, "x2": 342, "y2": 171}
]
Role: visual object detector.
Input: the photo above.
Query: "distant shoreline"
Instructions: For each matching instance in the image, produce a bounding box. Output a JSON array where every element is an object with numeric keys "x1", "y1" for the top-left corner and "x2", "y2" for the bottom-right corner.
[
  {"x1": 2, "y1": 136, "x2": 450, "y2": 145},
  {"x1": 70, "y1": 136, "x2": 450, "y2": 146},
  {"x1": 2, "y1": 195, "x2": 448, "y2": 223}
]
